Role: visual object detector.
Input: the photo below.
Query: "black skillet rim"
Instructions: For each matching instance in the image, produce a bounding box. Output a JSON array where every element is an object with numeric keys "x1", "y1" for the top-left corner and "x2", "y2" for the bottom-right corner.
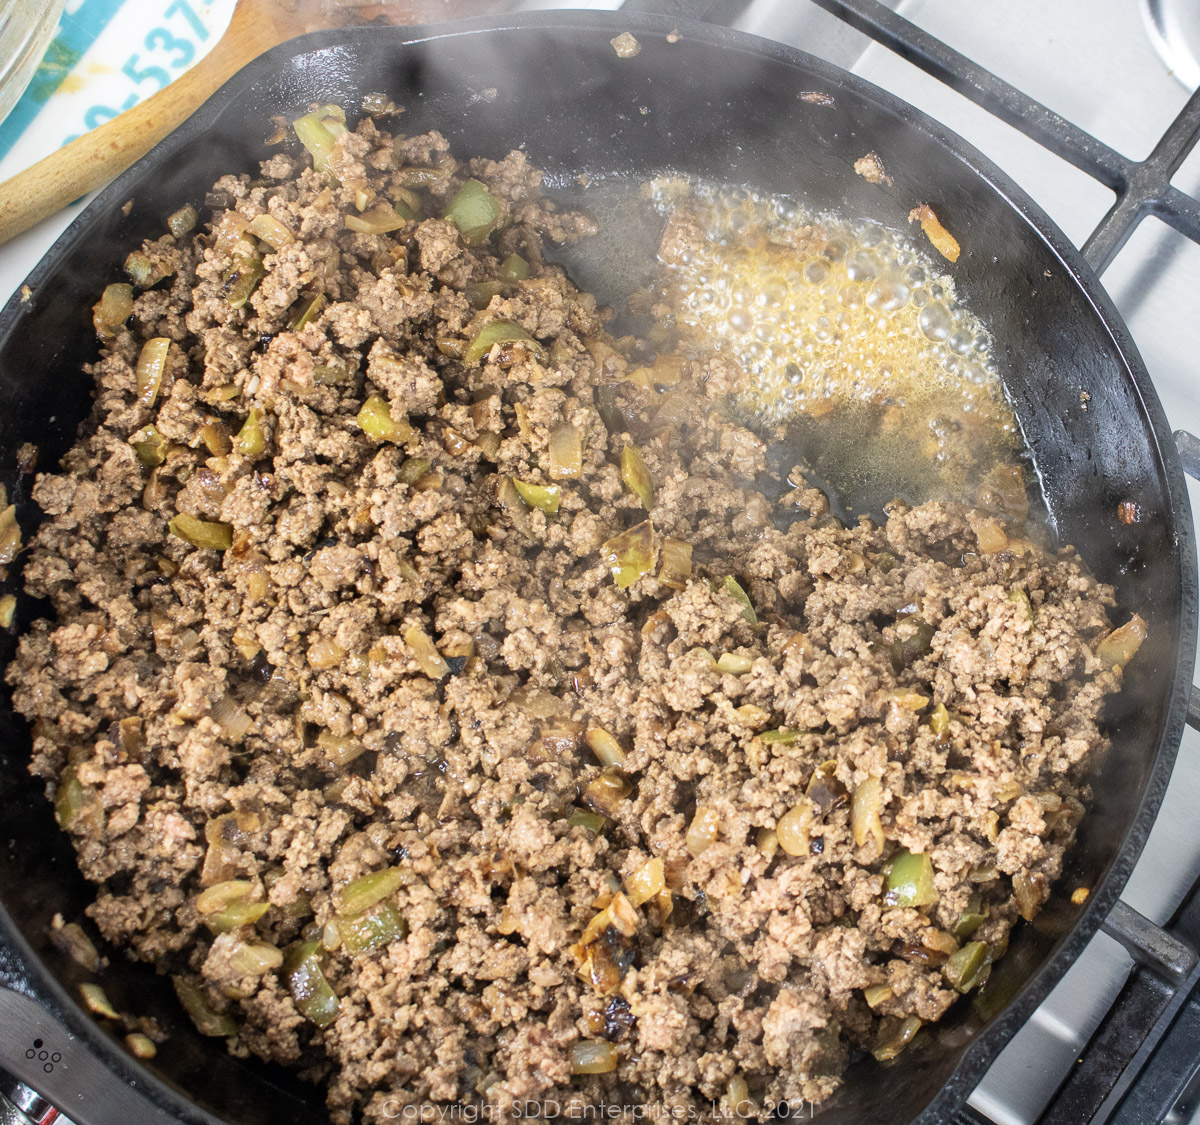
[{"x1": 0, "y1": 10, "x2": 1194, "y2": 1124}]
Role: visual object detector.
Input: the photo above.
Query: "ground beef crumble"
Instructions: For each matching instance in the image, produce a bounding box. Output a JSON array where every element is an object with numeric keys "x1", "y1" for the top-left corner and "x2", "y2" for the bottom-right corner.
[{"x1": 6, "y1": 114, "x2": 1133, "y2": 1123}]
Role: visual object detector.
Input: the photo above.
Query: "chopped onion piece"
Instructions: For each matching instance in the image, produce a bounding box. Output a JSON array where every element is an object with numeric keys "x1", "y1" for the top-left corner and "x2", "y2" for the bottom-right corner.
[
  {"x1": 735, "y1": 704, "x2": 770, "y2": 729},
  {"x1": 221, "y1": 256, "x2": 265, "y2": 309},
  {"x1": 607, "y1": 891, "x2": 639, "y2": 936},
  {"x1": 716, "y1": 652, "x2": 754, "y2": 675},
  {"x1": 92, "y1": 282, "x2": 134, "y2": 339},
  {"x1": 199, "y1": 421, "x2": 232, "y2": 456},
  {"x1": 49, "y1": 919, "x2": 99, "y2": 971},
  {"x1": 292, "y1": 104, "x2": 345, "y2": 171},
  {"x1": 212, "y1": 693, "x2": 252, "y2": 741},
  {"x1": 872, "y1": 1015, "x2": 922, "y2": 1061},
  {"x1": 318, "y1": 730, "x2": 366, "y2": 769},
  {"x1": 978, "y1": 462, "x2": 1029, "y2": 519},
  {"x1": 585, "y1": 725, "x2": 627, "y2": 767},
  {"x1": 777, "y1": 800, "x2": 814, "y2": 856},
  {"x1": 0, "y1": 504, "x2": 20, "y2": 565},
  {"x1": 126, "y1": 1032, "x2": 158, "y2": 1059},
  {"x1": 54, "y1": 767, "x2": 100, "y2": 833},
  {"x1": 757, "y1": 728, "x2": 803, "y2": 745},
  {"x1": 580, "y1": 904, "x2": 614, "y2": 946},
  {"x1": 548, "y1": 422, "x2": 583, "y2": 479},
  {"x1": 136, "y1": 337, "x2": 170, "y2": 407},
  {"x1": 397, "y1": 165, "x2": 448, "y2": 187},
  {"x1": 307, "y1": 636, "x2": 345, "y2": 670},
  {"x1": 582, "y1": 769, "x2": 632, "y2": 817},
  {"x1": 1096, "y1": 614, "x2": 1148, "y2": 668},
  {"x1": 80, "y1": 982, "x2": 119, "y2": 1019},
  {"x1": 404, "y1": 626, "x2": 451, "y2": 679},
  {"x1": 863, "y1": 984, "x2": 893, "y2": 1009},
  {"x1": 228, "y1": 940, "x2": 284, "y2": 975},
  {"x1": 570, "y1": 1039, "x2": 619, "y2": 1075},
  {"x1": 125, "y1": 249, "x2": 172, "y2": 288},
  {"x1": 624, "y1": 857, "x2": 665, "y2": 907},
  {"x1": 1012, "y1": 870, "x2": 1047, "y2": 921},
  {"x1": 167, "y1": 204, "x2": 198, "y2": 239},
  {"x1": 908, "y1": 203, "x2": 960, "y2": 262},
  {"x1": 345, "y1": 202, "x2": 408, "y2": 234},
  {"x1": 247, "y1": 213, "x2": 294, "y2": 249},
  {"x1": 889, "y1": 688, "x2": 930, "y2": 712},
  {"x1": 213, "y1": 211, "x2": 252, "y2": 256},
  {"x1": 686, "y1": 805, "x2": 720, "y2": 856},
  {"x1": 968, "y1": 513, "x2": 1008, "y2": 554},
  {"x1": 196, "y1": 880, "x2": 257, "y2": 915},
  {"x1": 724, "y1": 1075, "x2": 751, "y2": 1119},
  {"x1": 851, "y1": 778, "x2": 885, "y2": 853},
  {"x1": 610, "y1": 32, "x2": 640, "y2": 58}
]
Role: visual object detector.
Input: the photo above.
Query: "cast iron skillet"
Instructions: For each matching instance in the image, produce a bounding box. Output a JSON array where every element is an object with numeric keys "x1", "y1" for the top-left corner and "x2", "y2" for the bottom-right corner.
[{"x1": 0, "y1": 11, "x2": 1194, "y2": 1125}]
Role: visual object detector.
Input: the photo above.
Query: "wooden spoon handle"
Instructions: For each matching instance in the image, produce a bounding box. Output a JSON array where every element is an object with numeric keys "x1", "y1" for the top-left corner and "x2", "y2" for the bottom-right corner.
[{"x1": 0, "y1": 2, "x2": 284, "y2": 248}]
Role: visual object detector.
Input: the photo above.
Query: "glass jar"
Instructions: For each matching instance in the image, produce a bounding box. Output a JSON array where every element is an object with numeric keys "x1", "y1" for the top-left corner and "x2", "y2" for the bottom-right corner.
[{"x1": 0, "y1": 0, "x2": 66, "y2": 126}]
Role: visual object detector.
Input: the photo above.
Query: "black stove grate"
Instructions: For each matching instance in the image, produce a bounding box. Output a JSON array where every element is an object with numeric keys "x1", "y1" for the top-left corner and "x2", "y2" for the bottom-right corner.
[
  {"x1": 792, "y1": 5, "x2": 1200, "y2": 1123},
  {"x1": 808, "y1": 0, "x2": 1200, "y2": 274}
]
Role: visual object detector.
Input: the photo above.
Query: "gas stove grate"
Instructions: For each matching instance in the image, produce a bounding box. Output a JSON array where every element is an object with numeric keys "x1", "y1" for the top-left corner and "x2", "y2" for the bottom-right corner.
[
  {"x1": 809, "y1": 0, "x2": 1200, "y2": 274},
  {"x1": 788, "y1": 5, "x2": 1200, "y2": 1123}
]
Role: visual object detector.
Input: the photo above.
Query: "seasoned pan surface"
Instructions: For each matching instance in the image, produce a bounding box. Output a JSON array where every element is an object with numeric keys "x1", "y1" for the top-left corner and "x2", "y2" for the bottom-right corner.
[{"x1": 0, "y1": 13, "x2": 1193, "y2": 1125}]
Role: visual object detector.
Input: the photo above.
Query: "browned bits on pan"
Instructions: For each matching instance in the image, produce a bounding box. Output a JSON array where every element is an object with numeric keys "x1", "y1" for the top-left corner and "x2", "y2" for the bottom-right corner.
[
  {"x1": 603, "y1": 995, "x2": 637, "y2": 1040},
  {"x1": 1071, "y1": 887, "x2": 1090, "y2": 905},
  {"x1": 1117, "y1": 500, "x2": 1141, "y2": 524},
  {"x1": 854, "y1": 151, "x2": 893, "y2": 187},
  {"x1": 909, "y1": 203, "x2": 961, "y2": 262},
  {"x1": 799, "y1": 90, "x2": 836, "y2": 106}
]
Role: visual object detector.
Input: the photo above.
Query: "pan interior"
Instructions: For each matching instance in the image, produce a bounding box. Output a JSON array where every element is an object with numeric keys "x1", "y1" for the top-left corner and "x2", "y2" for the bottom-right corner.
[{"x1": 0, "y1": 16, "x2": 1189, "y2": 1125}]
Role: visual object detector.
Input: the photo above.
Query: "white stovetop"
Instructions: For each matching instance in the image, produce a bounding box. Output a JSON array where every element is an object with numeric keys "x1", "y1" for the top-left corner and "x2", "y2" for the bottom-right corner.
[{"x1": 2, "y1": 2, "x2": 1199, "y2": 1123}]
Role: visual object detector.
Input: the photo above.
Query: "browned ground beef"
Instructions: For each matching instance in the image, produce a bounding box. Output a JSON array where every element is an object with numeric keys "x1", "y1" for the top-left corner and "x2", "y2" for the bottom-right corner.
[{"x1": 6, "y1": 114, "x2": 1129, "y2": 1122}]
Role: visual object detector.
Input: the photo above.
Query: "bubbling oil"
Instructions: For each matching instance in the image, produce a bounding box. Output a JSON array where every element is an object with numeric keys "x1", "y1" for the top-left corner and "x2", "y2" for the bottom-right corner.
[{"x1": 646, "y1": 179, "x2": 1020, "y2": 505}]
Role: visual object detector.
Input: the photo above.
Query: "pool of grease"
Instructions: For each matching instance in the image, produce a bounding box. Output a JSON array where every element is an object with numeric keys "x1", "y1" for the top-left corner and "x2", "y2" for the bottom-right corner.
[{"x1": 545, "y1": 174, "x2": 1028, "y2": 522}]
